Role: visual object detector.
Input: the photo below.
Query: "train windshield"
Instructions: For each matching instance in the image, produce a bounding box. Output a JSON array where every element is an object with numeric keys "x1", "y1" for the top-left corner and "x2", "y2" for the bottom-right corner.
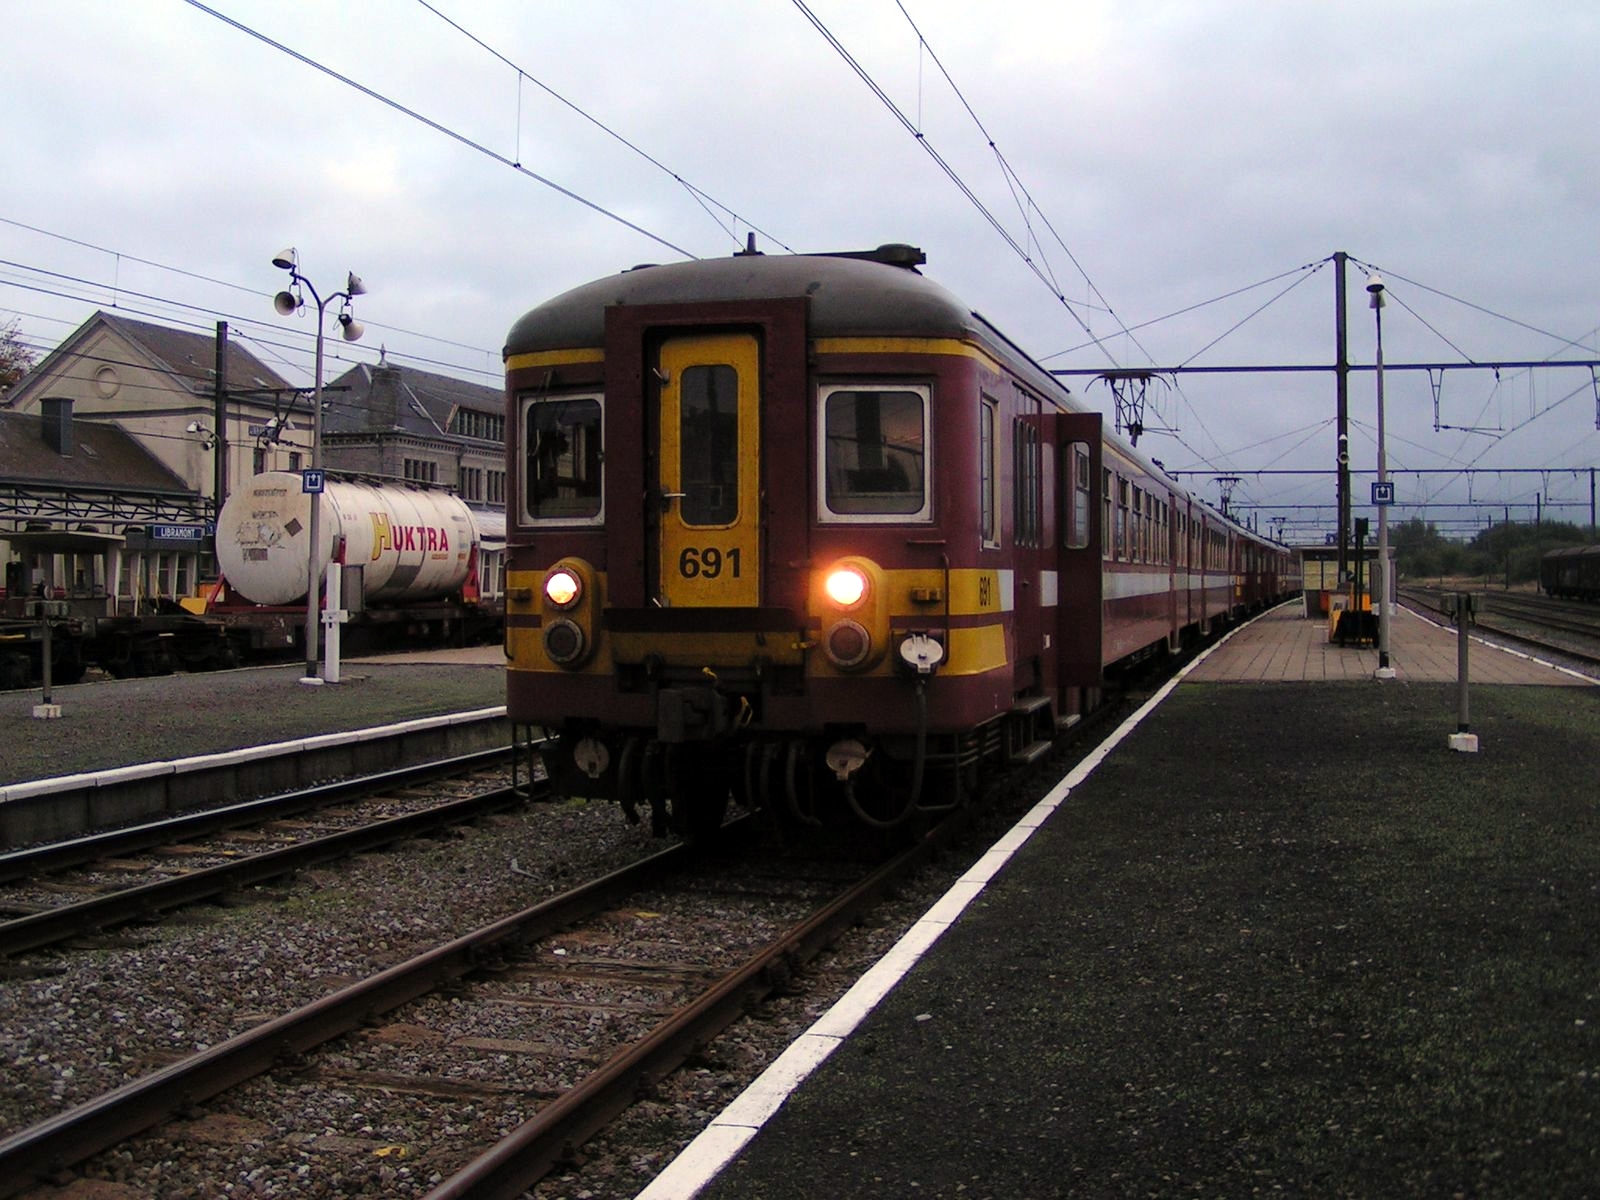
[
  {"x1": 522, "y1": 395, "x2": 603, "y2": 521},
  {"x1": 821, "y1": 386, "x2": 929, "y2": 520}
]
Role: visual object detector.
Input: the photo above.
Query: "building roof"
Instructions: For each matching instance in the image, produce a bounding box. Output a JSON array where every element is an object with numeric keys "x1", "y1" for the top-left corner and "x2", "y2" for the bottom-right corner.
[
  {"x1": 0, "y1": 408, "x2": 191, "y2": 493},
  {"x1": 4, "y1": 310, "x2": 294, "y2": 408},
  {"x1": 324, "y1": 357, "x2": 503, "y2": 439}
]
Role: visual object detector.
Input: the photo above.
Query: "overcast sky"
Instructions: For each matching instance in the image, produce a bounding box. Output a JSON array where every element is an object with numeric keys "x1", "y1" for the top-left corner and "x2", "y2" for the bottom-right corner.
[{"x1": 4, "y1": 0, "x2": 1597, "y2": 540}]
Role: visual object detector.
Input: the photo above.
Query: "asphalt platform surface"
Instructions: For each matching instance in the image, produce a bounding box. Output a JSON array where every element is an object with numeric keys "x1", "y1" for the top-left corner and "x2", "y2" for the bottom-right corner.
[
  {"x1": 685, "y1": 678, "x2": 1600, "y2": 1199},
  {"x1": 0, "y1": 648, "x2": 506, "y2": 786}
]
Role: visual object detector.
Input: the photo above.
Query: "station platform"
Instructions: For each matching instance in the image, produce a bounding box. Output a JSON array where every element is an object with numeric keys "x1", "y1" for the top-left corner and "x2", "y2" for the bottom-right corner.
[
  {"x1": 640, "y1": 602, "x2": 1600, "y2": 1199},
  {"x1": 1, "y1": 648, "x2": 505, "y2": 787}
]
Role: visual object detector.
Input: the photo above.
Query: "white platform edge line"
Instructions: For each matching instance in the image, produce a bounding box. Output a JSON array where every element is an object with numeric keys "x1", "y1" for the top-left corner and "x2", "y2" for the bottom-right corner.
[
  {"x1": 1405, "y1": 607, "x2": 1600, "y2": 687},
  {"x1": 633, "y1": 613, "x2": 1252, "y2": 1200},
  {"x1": 0, "y1": 707, "x2": 509, "y2": 807}
]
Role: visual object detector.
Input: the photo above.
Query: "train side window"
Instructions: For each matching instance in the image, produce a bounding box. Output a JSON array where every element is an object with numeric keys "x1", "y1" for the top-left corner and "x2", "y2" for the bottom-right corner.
[
  {"x1": 1102, "y1": 468, "x2": 1113, "y2": 561},
  {"x1": 1116, "y1": 478, "x2": 1130, "y2": 560},
  {"x1": 1064, "y1": 442, "x2": 1091, "y2": 550},
  {"x1": 521, "y1": 394, "x2": 603, "y2": 523},
  {"x1": 820, "y1": 385, "x2": 930, "y2": 521},
  {"x1": 1012, "y1": 417, "x2": 1041, "y2": 548},
  {"x1": 980, "y1": 397, "x2": 998, "y2": 547}
]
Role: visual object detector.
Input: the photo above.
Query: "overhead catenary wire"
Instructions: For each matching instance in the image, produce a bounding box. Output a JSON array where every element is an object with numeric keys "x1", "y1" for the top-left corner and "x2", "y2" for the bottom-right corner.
[
  {"x1": 791, "y1": 0, "x2": 1116, "y2": 357},
  {"x1": 181, "y1": 0, "x2": 698, "y2": 262},
  {"x1": 0, "y1": 256, "x2": 501, "y2": 384},
  {"x1": 413, "y1": 0, "x2": 793, "y2": 256}
]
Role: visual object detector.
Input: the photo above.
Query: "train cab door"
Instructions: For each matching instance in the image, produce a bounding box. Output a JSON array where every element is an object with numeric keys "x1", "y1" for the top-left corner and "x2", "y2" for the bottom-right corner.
[{"x1": 653, "y1": 333, "x2": 762, "y2": 608}]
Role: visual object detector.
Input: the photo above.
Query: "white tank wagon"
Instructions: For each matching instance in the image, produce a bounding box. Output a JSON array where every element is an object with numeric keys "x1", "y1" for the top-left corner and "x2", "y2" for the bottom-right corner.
[{"x1": 216, "y1": 472, "x2": 478, "y2": 607}]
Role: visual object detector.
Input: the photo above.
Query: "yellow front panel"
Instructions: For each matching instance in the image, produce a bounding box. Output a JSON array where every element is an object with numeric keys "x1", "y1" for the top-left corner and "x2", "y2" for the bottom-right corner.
[{"x1": 657, "y1": 334, "x2": 762, "y2": 608}]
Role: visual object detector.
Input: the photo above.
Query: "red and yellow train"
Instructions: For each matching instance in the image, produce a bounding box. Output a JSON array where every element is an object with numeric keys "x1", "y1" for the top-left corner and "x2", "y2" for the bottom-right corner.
[{"x1": 503, "y1": 243, "x2": 1295, "y2": 836}]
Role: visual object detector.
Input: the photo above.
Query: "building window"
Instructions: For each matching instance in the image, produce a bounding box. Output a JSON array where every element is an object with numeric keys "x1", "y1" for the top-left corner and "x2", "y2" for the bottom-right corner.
[
  {"x1": 404, "y1": 458, "x2": 439, "y2": 484},
  {"x1": 451, "y1": 409, "x2": 506, "y2": 442}
]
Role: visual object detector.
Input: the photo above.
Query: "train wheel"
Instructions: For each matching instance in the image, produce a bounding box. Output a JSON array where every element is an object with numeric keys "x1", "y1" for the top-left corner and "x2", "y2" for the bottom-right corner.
[
  {"x1": 665, "y1": 744, "x2": 730, "y2": 842},
  {"x1": 616, "y1": 736, "x2": 644, "y2": 826},
  {"x1": 784, "y1": 739, "x2": 823, "y2": 827},
  {"x1": 0, "y1": 652, "x2": 29, "y2": 691},
  {"x1": 52, "y1": 650, "x2": 87, "y2": 685}
]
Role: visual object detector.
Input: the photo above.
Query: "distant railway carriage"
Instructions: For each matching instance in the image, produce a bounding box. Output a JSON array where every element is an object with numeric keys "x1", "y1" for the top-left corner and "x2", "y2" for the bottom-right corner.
[
  {"x1": 206, "y1": 473, "x2": 505, "y2": 654},
  {"x1": 1541, "y1": 544, "x2": 1600, "y2": 601},
  {"x1": 502, "y1": 243, "x2": 1295, "y2": 836},
  {"x1": 0, "y1": 477, "x2": 505, "y2": 688}
]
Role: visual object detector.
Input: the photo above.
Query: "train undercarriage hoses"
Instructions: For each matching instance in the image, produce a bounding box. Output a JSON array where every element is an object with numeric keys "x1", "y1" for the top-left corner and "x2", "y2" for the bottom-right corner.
[{"x1": 557, "y1": 628, "x2": 955, "y2": 840}]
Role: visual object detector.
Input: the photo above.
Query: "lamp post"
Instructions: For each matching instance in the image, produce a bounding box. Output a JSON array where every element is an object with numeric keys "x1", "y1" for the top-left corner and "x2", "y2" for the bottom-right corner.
[
  {"x1": 270, "y1": 247, "x2": 366, "y2": 685},
  {"x1": 1368, "y1": 273, "x2": 1395, "y2": 680}
]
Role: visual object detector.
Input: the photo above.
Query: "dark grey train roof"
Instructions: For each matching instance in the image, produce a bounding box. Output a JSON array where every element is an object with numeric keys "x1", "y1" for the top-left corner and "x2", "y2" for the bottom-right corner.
[{"x1": 504, "y1": 247, "x2": 982, "y2": 357}]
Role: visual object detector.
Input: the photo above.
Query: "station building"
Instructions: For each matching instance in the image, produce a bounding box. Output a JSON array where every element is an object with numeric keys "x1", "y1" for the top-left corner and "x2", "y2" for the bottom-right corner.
[{"x1": 0, "y1": 312, "x2": 505, "y2": 615}]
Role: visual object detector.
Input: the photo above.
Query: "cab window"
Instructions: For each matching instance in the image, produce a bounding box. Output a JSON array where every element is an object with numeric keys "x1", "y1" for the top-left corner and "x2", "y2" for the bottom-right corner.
[
  {"x1": 820, "y1": 385, "x2": 930, "y2": 521},
  {"x1": 522, "y1": 395, "x2": 603, "y2": 522}
]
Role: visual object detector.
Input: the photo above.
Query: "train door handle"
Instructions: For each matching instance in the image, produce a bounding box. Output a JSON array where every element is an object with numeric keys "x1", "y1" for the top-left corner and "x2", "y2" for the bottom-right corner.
[{"x1": 659, "y1": 491, "x2": 686, "y2": 512}]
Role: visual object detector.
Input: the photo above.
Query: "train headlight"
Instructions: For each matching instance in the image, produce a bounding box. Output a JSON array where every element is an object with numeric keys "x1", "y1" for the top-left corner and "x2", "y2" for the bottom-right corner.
[
  {"x1": 543, "y1": 617, "x2": 587, "y2": 665},
  {"x1": 544, "y1": 568, "x2": 582, "y2": 609},
  {"x1": 538, "y1": 558, "x2": 600, "y2": 669},
  {"x1": 814, "y1": 556, "x2": 888, "y2": 672},
  {"x1": 824, "y1": 619, "x2": 872, "y2": 669},
  {"x1": 824, "y1": 566, "x2": 868, "y2": 609}
]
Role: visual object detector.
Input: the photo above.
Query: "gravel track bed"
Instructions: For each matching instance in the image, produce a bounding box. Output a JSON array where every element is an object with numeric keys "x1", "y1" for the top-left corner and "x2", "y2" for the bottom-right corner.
[
  {"x1": 1, "y1": 799, "x2": 654, "y2": 1152},
  {"x1": 0, "y1": 780, "x2": 511, "y2": 915},
  {"x1": 4, "y1": 750, "x2": 1065, "y2": 1199}
]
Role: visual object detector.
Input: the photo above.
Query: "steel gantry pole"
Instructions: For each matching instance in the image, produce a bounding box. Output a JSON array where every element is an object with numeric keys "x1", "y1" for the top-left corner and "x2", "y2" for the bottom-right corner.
[{"x1": 1368, "y1": 274, "x2": 1395, "y2": 679}]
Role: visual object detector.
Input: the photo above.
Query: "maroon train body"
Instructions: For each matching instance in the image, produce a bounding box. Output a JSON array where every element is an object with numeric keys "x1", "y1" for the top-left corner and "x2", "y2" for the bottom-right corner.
[{"x1": 502, "y1": 243, "x2": 1296, "y2": 835}]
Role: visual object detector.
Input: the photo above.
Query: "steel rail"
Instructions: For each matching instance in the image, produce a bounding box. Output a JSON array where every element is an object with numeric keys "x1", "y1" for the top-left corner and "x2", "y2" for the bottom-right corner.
[
  {"x1": 0, "y1": 841, "x2": 697, "y2": 1199},
  {"x1": 0, "y1": 780, "x2": 533, "y2": 958},
  {"x1": 1401, "y1": 590, "x2": 1600, "y2": 670},
  {"x1": 425, "y1": 824, "x2": 945, "y2": 1198},
  {"x1": 0, "y1": 745, "x2": 519, "y2": 886}
]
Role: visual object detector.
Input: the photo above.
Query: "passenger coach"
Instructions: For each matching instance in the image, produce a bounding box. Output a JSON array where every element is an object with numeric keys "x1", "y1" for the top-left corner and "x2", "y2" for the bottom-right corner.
[{"x1": 502, "y1": 243, "x2": 1292, "y2": 836}]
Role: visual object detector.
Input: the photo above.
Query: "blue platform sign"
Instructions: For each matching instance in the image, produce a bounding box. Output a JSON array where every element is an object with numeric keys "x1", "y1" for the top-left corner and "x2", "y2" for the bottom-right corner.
[
  {"x1": 151, "y1": 524, "x2": 207, "y2": 542},
  {"x1": 302, "y1": 469, "x2": 326, "y2": 494},
  {"x1": 1371, "y1": 481, "x2": 1395, "y2": 506}
]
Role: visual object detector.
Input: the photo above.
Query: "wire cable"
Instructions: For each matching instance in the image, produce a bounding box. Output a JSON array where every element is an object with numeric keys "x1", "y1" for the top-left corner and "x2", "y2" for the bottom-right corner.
[
  {"x1": 414, "y1": 0, "x2": 793, "y2": 255},
  {"x1": 181, "y1": 0, "x2": 697, "y2": 260}
]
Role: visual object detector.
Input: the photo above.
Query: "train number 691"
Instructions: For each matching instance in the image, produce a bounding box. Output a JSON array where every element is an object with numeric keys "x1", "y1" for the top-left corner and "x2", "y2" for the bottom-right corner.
[{"x1": 678, "y1": 546, "x2": 742, "y2": 579}]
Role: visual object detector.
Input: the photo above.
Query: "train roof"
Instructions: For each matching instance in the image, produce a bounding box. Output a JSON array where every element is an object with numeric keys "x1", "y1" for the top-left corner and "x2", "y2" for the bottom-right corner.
[
  {"x1": 1543, "y1": 544, "x2": 1600, "y2": 559},
  {"x1": 506, "y1": 244, "x2": 987, "y2": 358},
  {"x1": 503, "y1": 245, "x2": 1284, "y2": 553}
]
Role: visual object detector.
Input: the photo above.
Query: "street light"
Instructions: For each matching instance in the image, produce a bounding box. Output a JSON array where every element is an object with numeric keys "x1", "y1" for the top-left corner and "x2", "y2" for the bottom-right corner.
[
  {"x1": 1368, "y1": 273, "x2": 1395, "y2": 680},
  {"x1": 270, "y1": 247, "x2": 367, "y2": 685}
]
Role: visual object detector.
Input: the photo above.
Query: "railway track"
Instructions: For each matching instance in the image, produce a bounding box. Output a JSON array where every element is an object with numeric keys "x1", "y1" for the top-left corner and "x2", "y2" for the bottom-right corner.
[
  {"x1": 0, "y1": 749, "x2": 528, "y2": 958},
  {"x1": 0, "y1": 651, "x2": 1137, "y2": 1198},
  {"x1": 1402, "y1": 586, "x2": 1600, "y2": 669},
  {"x1": 0, "y1": 819, "x2": 931, "y2": 1199}
]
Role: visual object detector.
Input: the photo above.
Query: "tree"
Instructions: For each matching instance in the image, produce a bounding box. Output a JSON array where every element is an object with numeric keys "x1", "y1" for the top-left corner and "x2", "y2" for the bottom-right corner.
[{"x1": 0, "y1": 319, "x2": 35, "y2": 393}]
